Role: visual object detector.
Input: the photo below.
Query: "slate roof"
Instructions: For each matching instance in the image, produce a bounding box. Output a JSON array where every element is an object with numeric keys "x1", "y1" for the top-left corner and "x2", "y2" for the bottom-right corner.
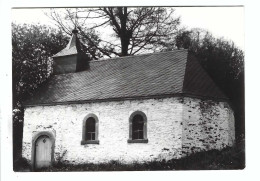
[
  {"x1": 52, "y1": 30, "x2": 84, "y2": 58},
  {"x1": 52, "y1": 46, "x2": 77, "y2": 57},
  {"x1": 24, "y1": 49, "x2": 228, "y2": 106}
]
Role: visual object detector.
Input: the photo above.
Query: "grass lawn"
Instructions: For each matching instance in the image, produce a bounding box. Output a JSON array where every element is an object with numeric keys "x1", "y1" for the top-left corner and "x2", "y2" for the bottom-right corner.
[{"x1": 14, "y1": 141, "x2": 245, "y2": 172}]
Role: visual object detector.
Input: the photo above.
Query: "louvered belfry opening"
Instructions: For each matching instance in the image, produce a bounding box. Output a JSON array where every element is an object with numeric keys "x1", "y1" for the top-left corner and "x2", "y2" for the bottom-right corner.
[{"x1": 52, "y1": 29, "x2": 90, "y2": 75}]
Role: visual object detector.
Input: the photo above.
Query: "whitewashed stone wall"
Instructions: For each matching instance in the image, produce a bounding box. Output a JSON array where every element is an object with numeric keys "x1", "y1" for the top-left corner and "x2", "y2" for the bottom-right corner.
[
  {"x1": 23, "y1": 97, "x2": 184, "y2": 164},
  {"x1": 181, "y1": 97, "x2": 235, "y2": 156},
  {"x1": 22, "y1": 96, "x2": 235, "y2": 165}
]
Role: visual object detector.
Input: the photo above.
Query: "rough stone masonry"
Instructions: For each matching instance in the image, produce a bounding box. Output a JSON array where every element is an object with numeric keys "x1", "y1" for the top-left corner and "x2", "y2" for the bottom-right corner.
[{"x1": 22, "y1": 96, "x2": 235, "y2": 165}]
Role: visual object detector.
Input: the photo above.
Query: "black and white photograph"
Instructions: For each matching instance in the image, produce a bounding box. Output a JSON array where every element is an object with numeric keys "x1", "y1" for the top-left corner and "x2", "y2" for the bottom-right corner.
[
  {"x1": 10, "y1": 6, "x2": 245, "y2": 172},
  {"x1": 4, "y1": 1, "x2": 260, "y2": 180},
  {"x1": 10, "y1": 6, "x2": 246, "y2": 171}
]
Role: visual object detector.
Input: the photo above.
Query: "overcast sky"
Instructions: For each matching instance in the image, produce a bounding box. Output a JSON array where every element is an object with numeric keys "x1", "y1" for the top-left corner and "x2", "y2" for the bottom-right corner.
[
  {"x1": 4, "y1": 2, "x2": 260, "y2": 180},
  {"x1": 12, "y1": 7, "x2": 244, "y2": 50}
]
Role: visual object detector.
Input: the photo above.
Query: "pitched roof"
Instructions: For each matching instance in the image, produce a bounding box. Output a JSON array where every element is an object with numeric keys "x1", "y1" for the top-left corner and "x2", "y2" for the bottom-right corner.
[
  {"x1": 24, "y1": 50, "x2": 228, "y2": 106},
  {"x1": 52, "y1": 29, "x2": 84, "y2": 58}
]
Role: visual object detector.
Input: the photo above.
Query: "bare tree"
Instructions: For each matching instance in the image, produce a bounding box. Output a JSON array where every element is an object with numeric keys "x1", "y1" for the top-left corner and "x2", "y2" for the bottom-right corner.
[{"x1": 47, "y1": 7, "x2": 180, "y2": 59}]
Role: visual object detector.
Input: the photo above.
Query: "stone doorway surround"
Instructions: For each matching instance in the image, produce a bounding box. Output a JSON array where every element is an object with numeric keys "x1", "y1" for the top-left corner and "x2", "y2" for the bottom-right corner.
[{"x1": 31, "y1": 131, "x2": 55, "y2": 171}]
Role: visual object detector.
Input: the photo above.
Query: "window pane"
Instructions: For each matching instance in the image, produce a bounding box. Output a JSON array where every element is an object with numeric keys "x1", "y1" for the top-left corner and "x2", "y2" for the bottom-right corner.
[
  {"x1": 86, "y1": 133, "x2": 92, "y2": 140},
  {"x1": 86, "y1": 117, "x2": 95, "y2": 132},
  {"x1": 132, "y1": 114, "x2": 144, "y2": 140},
  {"x1": 86, "y1": 117, "x2": 96, "y2": 140},
  {"x1": 133, "y1": 131, "x2": 138, "y2": 140},
  {"x1": 138, "y1": 130, "x2": 144, "y2": 139}
]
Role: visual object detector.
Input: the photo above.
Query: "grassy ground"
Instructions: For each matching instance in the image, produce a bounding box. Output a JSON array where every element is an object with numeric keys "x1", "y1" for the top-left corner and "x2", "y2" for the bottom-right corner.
[{"x1": 14, "y1": 141, "x2": 245, "y2": 171}]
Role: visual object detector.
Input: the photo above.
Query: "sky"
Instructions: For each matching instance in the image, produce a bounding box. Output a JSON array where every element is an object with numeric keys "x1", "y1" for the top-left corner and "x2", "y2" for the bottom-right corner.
[
  {"x1": 3, "y1": 2, "x2": 260, "y2": 181},
  {"x1": 11, "y1": 7, "x2": 244, "y2": 50},
  {"x1": 175, "y1": 7, "x2": 244, "y2": 49}
]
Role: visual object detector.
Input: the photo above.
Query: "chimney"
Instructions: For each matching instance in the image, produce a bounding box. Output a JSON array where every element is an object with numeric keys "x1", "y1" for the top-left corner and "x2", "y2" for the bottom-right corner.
[{"x1": 52, "y1": 29, "x2": 90, "y2": 75}]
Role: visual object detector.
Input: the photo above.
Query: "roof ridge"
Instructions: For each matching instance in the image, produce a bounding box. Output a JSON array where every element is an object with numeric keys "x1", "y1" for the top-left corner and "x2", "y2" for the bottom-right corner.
[
  {"x1": 51, "y1": 49, "x2": 189, "y2": 77},
  {"x1": 91, "y1": 49, "x2": 188, "y2": 63}
]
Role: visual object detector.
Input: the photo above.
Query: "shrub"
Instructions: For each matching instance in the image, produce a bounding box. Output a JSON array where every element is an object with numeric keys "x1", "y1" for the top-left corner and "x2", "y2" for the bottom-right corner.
[
  {"x1": 13, "y1": 157, "x2": 31, "y2": 171},
  {"x1": 16, "y1": 142, "x2": 245, "y2": 171}
]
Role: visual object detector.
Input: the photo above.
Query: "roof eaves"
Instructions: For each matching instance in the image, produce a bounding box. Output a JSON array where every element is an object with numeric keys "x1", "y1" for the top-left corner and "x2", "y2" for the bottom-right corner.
[{"x1": 24, "y1": 92, "x2": 229, "y2": 108}]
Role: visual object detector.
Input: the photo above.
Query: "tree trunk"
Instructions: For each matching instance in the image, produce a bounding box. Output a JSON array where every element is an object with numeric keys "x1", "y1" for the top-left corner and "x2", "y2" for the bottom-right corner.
[
  {"x1": 118, "y1": 7, "x2": 130, "y2": 56},
  {"x1": 121, "y1": 36, "x2": 129, "y2": 56}
]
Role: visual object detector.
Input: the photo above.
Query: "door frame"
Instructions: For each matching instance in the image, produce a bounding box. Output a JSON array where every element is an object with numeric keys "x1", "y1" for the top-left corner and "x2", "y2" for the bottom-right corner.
[{"x1": 31, "y1": 131, "x2": 55, "y2": 171}]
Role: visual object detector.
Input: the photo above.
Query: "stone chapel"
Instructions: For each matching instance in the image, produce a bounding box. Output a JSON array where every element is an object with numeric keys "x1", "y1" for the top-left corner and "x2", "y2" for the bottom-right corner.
[{"x1": 22, "y1": 29, "x2": 235, "y2": 170}]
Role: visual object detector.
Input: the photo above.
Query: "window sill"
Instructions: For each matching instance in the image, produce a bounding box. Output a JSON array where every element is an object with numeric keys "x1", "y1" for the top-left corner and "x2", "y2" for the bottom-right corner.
[
  {"x1": 127, "y1": 139, "x2": 148, "y2": 143},
  {"x1": 81, "y1": 140, "x2": 99, "y2": 145}
]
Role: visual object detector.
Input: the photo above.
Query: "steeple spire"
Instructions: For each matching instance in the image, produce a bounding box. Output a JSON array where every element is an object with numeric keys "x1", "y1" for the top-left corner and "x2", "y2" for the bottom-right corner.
[
  {"x1": 72, "y1": 26, "x2": 78, "y2": 34},
  {"x1": 52, "y1": 28, "x2": 90, "y2": 75},
  {"x1": 53, "y1": 28, "x2": 82, "y2": 57}
]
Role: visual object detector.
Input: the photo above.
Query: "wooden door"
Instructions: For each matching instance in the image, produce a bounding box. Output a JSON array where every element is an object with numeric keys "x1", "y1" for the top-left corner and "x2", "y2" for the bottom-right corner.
[{"x1": 35, "y1": 135, "x2": 52, "y2": 169}]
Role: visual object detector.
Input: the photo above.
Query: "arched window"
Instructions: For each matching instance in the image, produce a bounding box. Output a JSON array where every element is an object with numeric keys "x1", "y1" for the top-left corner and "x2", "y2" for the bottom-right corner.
[
  {"x1": 86, "y1": 117, "x2": 96, "y2": 140},
  {"x1": 132, "y1": 115, "x2": 144, "y2": 139},
  {"x1": 81, "y1": 114, "x2": 99, "y2": 145},
  {"x1": 128, "y1": 111, "x2": 148, "y2": 143}
]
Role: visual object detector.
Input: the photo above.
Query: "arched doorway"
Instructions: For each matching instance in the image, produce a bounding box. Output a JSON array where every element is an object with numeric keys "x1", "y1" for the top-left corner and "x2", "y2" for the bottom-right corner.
[{"x1": 32, "y1": 132, "x2": 55, "y2": 170}]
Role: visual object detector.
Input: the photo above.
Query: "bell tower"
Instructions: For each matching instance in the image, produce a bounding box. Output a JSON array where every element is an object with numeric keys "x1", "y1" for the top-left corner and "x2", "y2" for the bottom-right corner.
[{"x1": 52, "y1": 29, "x2": 90, "y2": 75}]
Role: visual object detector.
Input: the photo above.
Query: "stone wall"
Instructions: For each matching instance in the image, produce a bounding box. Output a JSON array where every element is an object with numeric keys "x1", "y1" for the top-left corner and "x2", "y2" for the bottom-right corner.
[
  {"x1": 22, "y1": 96, "x2": 235, "y2": 165},
  {"x1": 181, "y1": 97, "x2": 235, "y2": 156},
  {"x1": 23, "y1": 97, "x2": 184, "y2": 165}
]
